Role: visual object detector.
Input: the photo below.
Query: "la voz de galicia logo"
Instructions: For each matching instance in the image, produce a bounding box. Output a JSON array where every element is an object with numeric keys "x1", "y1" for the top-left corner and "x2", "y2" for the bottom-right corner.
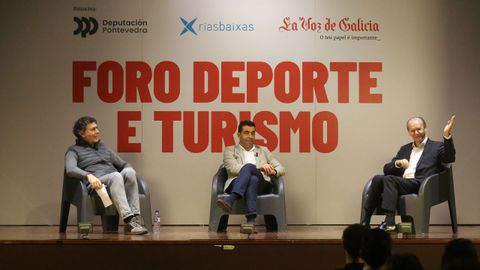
[
  {"x1": 74, "y1": 17, "x2": 98, "y2": 37},
  {"x1": 179, "y1": 17, "x2": 254, "y2": 36}
]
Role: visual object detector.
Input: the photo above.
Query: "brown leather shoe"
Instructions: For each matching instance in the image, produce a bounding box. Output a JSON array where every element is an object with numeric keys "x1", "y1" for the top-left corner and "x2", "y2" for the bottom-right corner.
[{"x1": 216, "y1": 198, "x2": 232, "y2": 213}]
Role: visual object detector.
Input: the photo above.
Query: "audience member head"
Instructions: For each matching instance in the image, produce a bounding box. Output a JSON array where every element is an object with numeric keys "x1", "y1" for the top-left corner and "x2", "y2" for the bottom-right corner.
[
  {"x1": 360, "y1": 228, "x2": 392, "y2": 269},
  {"x1": 386, "y1": 253, "x2": 423, "y2": 270},
  {"x1": 342, "y1": 224, "x2": 369, "y2": 263},
  {"x1": 442, "y1": 238, "x2": 479, "y2": 270},
  {"x1": 443, "y1": 258, "x2": 480, "y2": 270}
]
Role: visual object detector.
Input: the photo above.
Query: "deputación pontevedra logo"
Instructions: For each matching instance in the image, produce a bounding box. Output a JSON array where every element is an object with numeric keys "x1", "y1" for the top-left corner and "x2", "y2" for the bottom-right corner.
[
  {"x1": 73, "y1": 16, "x2": 148, "y2": 37},
  {"x1": 73, "y1": 17, "x2": 98, "y2": 38}
]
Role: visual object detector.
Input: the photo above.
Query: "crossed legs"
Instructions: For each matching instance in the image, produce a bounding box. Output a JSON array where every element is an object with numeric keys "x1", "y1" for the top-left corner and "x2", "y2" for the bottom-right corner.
[
  {"x1": 363, "y1": 175, "x2": 421, "y2": 229},
  {"x1": 217, "y1": 164, "x2": 272, "y2": 223}
]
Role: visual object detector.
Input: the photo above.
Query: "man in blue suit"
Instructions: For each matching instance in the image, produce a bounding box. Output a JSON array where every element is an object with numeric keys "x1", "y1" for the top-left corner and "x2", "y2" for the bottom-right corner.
[
  {"x1": 361, "y1": 116, "x2": 456, "y2": 232},
  {"x1": 216, "y1": 120, "x2": 285, "y2": 227}
]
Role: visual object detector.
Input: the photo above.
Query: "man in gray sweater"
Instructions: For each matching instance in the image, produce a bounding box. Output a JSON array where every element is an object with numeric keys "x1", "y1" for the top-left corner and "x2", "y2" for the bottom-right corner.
[{"x1": 65, "y1": 116, "x2": 147, "y2": 235}]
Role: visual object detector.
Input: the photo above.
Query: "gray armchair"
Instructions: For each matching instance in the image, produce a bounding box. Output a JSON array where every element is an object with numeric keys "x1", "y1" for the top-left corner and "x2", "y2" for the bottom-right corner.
[
  {"x1": 59, "y1": 170, "x2": 153, "y2": 233},
  {"x1": 360, "y1": 164, "x2": 457, "y2": 234},
  {"x1": 208, "y1": 165, "x2": 287, "y2": 232}
]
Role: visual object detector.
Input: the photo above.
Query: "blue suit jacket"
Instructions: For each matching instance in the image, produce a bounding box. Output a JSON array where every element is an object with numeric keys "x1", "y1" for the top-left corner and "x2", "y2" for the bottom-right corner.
[{"x1": 383, "y1": 137, "x2": 455, "y2": 180}]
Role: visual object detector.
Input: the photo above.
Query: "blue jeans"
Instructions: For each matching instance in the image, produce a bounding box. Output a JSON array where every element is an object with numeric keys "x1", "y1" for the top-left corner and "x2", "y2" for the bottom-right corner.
[{"x1": 225, "y1": 164, "x2": 272, "y2": 217}]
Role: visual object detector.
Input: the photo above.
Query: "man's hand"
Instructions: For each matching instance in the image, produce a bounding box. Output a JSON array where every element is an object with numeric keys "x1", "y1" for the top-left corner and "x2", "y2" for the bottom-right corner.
[
  {"x1": 260, "y1": 164, "x2": 277, "y2": 176},
  {"x1": 444, "y1": 115, "x2": 455, "y2": 137},
  {"x1": 395, "y1": 159, "x2": 409, "y2": 169},
  {"x1": 86, "y1": 174, "x2": 102, "y2": 190}
]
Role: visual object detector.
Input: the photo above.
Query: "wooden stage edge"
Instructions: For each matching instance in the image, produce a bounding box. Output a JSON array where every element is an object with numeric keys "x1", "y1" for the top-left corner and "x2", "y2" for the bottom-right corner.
[
  {"x1": 2, "y1": 225, "x2": 480, "y2": 269},
  {"x1": 2, "y1": 224, "x2": 480, "y2": 243}
]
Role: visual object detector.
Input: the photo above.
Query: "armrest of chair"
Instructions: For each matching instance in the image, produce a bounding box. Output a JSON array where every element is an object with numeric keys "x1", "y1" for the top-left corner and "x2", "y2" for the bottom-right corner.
[
  {"x1": 417, "y1": 164, "x2": 451, "y2": 205},
  {"x1": 211, "y1": 173, "x2": 220, "y2": 197},
  {"x1": 271, "y1": 176, "x2": 285, "y2": 195},
  {"x1": 359, "y1": 177, "x2": 374, "y2": 221},
  {"x1": 417, "y1": 173, "x2": 440, "y2": 197},
  {"x1": 63, "y1": 171, "x2": 90, "y2": 200},
  {"x1": 362, "y1": 178, "x2": 373, "y2": 200},
  {"x1": 211, "y1": 165, "x2": 226, "y2": 197},
  {"x1": 136, "y1": 175, "x2": 149, "y2": 196}
]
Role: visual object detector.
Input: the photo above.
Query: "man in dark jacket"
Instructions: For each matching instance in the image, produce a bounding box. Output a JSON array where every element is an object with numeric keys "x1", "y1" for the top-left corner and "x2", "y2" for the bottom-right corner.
[
  {"x1": 65, "y1": 116, "x2": 148, "y2": 235},
  {"x1": 361, "y1": 116, "x2": 456, "y2": 232}
]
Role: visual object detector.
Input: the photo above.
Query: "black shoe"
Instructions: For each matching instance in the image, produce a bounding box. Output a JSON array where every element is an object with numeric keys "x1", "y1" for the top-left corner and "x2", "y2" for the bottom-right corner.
[{"x1": 378, "y1": 221, "x2": 396, "y2": 232}]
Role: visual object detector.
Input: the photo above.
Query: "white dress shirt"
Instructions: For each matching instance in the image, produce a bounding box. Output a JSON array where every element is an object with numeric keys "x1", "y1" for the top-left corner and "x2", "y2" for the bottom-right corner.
[
  {"x1": 239, "y1": 144, "x2": 256, "y2": 166},
  {"x1": 402, "y1": 137, "x2": 428, "y2": 179}
]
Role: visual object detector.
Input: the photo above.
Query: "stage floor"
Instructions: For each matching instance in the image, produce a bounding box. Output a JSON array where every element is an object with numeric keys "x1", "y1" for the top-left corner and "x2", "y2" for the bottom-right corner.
[
  {"x1": 1, "y1": 225, "x2": 480, "y2": 269},
  {"x1": 0, "y1": 224, "x2": 479, "y2": 242}
]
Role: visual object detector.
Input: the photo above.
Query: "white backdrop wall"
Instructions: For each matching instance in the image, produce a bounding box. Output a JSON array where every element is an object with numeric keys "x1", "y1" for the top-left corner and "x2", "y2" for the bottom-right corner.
[{"x1": 0, "y1": 0, "x2": 479, "y2": 225}]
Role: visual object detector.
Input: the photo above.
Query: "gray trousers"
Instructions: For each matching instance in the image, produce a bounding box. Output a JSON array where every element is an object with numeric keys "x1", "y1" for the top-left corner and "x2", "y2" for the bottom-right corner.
[{"x1": 99, "y1": 167, "x2": 140, "y2": 220}]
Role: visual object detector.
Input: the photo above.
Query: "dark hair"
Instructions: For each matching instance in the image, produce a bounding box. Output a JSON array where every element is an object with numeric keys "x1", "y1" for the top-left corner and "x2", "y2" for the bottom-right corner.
[
  {"x1": 73, "y1": 116, "x2": 97, "y2": 139},
  {"x1": 238, "y1": 120, "x2": 255, "y2": 133},
  {"x1": 443, "y1": 258, "x2": 480, "y2": 270},
  {"x1": 342, "y1": 224, "x2": 369, "y2": 260},
  {"x1": 442, "y1": 238, "x2": 479, "y2": 270},
  {"x1": 387, "y1": 253, "x2": 423, "y2": 270},
  {"x1": 406, "y1": 116, "x2": 427, "y2": 130},
  {"x1": 360, "y1": 228, "x2": 392, "y2": 268}
]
